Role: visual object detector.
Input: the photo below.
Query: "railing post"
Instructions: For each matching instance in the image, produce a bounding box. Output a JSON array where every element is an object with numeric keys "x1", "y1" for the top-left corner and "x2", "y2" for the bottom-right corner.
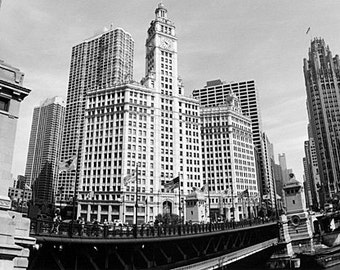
[
  {"x1": 177, "y1": 224, "x2": 181, "y2": 236},
  {"x1": 36, "y1": 220, "x2": 41, "y2": 235},
  {"x1": 133, "y1": 224, "x2": 137, "y2": 238},
  {"x1": 103, "y1": 224, "x2": 108, "y2": 238}
]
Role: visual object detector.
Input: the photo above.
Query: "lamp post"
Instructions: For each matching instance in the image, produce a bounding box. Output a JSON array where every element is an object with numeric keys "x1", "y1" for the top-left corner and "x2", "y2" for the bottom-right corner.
[
  {"x1": 58, "y1": 187, "x2": 63, "y2": 213},
  {"x1": 207, "y1": 180, "x2": 211, "y2": 222},
  {"x1": 134, "y1": 164, "x2": 139, "y2": 238},
  {"x1": 231, "y1": 182, "x2": 235, "y2": 221}
]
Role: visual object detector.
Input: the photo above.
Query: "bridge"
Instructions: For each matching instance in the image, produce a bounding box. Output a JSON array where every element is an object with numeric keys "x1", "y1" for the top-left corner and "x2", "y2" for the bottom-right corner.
[{"x1": 28, "y1": 218, "x2": 280, "y2": 270}]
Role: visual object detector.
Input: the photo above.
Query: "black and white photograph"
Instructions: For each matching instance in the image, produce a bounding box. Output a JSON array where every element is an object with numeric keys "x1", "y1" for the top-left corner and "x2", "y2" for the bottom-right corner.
[{"x1": 1, "y1": 1, "x2": 340, "y2": 269}]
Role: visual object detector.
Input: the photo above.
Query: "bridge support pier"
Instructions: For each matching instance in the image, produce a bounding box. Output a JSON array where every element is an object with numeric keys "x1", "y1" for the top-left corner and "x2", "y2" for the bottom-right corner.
[{"x1": 0, "y1": 209, "x2": 35, "y2": 270}]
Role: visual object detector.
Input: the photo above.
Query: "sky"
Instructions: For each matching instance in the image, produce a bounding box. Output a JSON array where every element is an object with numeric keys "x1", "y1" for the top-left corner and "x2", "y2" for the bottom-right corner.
[{"x1": 1, "y1": 0, "x2": 340, "y2": 181}]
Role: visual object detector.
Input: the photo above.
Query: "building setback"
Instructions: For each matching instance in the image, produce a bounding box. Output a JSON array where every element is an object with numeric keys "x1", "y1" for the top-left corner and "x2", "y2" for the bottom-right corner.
[
  {"x1": 77, "y1": 4, "x2": 201, "y2": 223},
  {"x1": 25, "y1": 97, "x2": 65, "y2": 205},
  {"x1": 59, "y1": 26, "x2": 134, "y2": 201},
  {"x1": 303, "y1": 38, "x2": 340, "y2": 202},
  {"x1": 201, "y1": 94, "x2": 259, "y2": 221}
]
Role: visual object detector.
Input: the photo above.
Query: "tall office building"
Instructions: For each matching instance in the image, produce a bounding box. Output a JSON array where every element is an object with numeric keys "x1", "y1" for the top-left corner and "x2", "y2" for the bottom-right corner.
[
  {"x1": 25, "y1": 97, "x2": 65, "y2": 205},
  {"x1": 59, "y1": 26, "x2": 134, "y2": 201},
  {"x1": 77, "y1": 4, "x2": 201, "y2": 223},
  {"x1": 192, "y1": 80, "x2": 273, "y2": 206},
  {"x1": 0, "y1": 59, "x2": 30, "y2": 206},
  {"x1": 278, "y1": 153, "x2": 289, "y2": 183},
  {"x1": 263, "y1": 133, "x2": 275, "y2": 208},
  {"x1": 303, "y1": 125, "x2": 322, "y2": 209},
  {"x1": 303, "y1": 38, "x2": 340, "y2": 202},
  {"x1": 302, "y1": 156, "x2": 313, "y2": 209},
  {"x1": 201, "y1": 94, "x2": 258, "y2": 221}
]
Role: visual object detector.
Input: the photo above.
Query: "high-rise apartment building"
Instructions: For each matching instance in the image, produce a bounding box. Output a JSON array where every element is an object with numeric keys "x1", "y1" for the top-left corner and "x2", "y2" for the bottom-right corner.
[
  {"x1": 77, "y1": 4, "x2": 201, "y2": 223},
  {"x1": 0, "y1": 59, "x2": 30, "y2": 206},
  {"x1": 59, "y1": 26, "x2": 134, "y2": 201},
  {"x1": 303, "y1": 38, "x2": 340, "y2": 202},
  {"x1": 25, "y1": 97, "x2": 65, "y2": 205},
  {"x1": 201, "y1": 94, "x2": 258, "y2": 221},
  {"x1": 192, "y1": 80, "x2": 273, "y2": 206}
]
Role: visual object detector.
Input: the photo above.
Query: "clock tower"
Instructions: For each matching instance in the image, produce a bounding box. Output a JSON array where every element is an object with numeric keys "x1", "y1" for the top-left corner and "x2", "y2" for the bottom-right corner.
[{"x1": 143, "y1": 3, "x2": 181, "y2": 96}]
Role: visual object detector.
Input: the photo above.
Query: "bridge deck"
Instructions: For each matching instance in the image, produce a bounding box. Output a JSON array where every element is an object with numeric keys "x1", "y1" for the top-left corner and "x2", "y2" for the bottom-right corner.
[{"x1": 29, "y1": 219, "x2": 280, "y2": 270}]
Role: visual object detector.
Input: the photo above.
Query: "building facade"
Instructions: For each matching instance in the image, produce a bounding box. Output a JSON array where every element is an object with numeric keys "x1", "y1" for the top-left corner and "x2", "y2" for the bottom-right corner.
[
  {"x1": 278, "y1": 153, "x2": 289, "y2": 184},
  {"x1": 77, "y1": 4, "x2": 201, "y2": 224},
  {"x1": 0, "y1": 59, "x2": 30, "y2": 205},
  {"x1": 0, "y1": 59, "x2": 35, "y2": 270},
  {"x1": 59, "y1": 26, "x2": 134, "y2": 201},
  {"x1": 200, "y1": 94, "x2": 259, "y2": 221},
  {"x1": 303, "y1": 128, "x2": 321, "y2": 210},
  {"x1": 24, "y1": 97, "x2": 65, "y2": 205},
  {"x1": 192, "y1": 80, "x2": 274, "y2": 208},
  {"x1": 303, "y1": 38, "x2": 340, "y2": 202}
]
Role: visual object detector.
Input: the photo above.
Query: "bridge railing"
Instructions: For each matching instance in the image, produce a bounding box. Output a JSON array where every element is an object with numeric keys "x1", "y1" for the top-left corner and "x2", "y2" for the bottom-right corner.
[{"x1": 30, "y1": 217, "x2": 277, "y2": 239}]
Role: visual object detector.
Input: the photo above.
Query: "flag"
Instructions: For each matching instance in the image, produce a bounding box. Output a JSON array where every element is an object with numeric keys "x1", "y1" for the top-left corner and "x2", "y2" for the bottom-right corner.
[
  {"x1": 58, "y1": 156, "x2": 77, "y2": 173},
  {"x1": 223, "y1": 189, "x2": 231, "y2": 196},
  {"x1": 164, "y1": 176, "x2": 180, "y2": 191},
  {"x1": 306, "y1": 27, "x2": 310, "y2": 35},
  {"x1": 243, "y1": 189, "x2": 249, "y2": 197},
  {"x1": 123, "y1": 173, "x2": 136, "y2": 186},
  {"x1": 86, "y1": 191, "x2": 94, "y2": 200},
  {"x1": 239, "y1": 189, "x2": 249, "y2": 198},
  {"x1": 263, "y1": 194, "x2": 270, "y2": 200},
  {"x1": 200, "y1": 183, "x2": 208, "y2": 193}
]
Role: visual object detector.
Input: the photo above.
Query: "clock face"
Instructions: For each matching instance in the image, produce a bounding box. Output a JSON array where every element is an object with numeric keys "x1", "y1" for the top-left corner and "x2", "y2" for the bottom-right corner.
[{"x1": 161, "y1": 37, "x2": 173, "y2": 50}]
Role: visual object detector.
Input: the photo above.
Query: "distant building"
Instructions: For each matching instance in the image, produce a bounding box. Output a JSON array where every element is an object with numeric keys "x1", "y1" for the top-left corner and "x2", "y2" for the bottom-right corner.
[
  {"x1": 25, "y1": 97, "x2": 65, "y2": 205},
  {"x1": 16, "y1": 175, "x2": 26, "y2": 190},
  {"x1": 302, "y1": 156, "x2": 313, "y2": 209},
  {"x1": 59, "y1": 25, "x2": 135, "y2": 202},
  {"x1": 262, "y1": 133, "x2": 275, "y2": 209},
  {"x1": 303, "y1": 38, "x2": 340, "y2": 202},
  {"x1": 192, "y1": 79, "x2": 274, "y2": 209},
  {"x1": 0, "y1": 59, "x2": 30, "y2": 207},
  {"x1": 8, "y1": 186, "x2": 32, "y2": 212},
  {"x1": 200, "y1": 94, "x2": 259, "y2": 221},
  {"x1": 278, "y1": 153, "x2": 289, "y2": 183},
  {"x1": 303, "y1": 125, "x2": 322, "y2": 210}
]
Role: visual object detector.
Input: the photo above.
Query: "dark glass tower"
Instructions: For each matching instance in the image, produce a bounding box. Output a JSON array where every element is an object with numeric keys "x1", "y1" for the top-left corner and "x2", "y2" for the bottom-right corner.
[{"x1": 303, "y1": 38, "x2": 340, "y2": 202}]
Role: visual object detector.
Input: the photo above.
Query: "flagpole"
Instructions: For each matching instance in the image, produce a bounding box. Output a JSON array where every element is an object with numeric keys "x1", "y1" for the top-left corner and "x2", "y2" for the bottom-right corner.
[
  {"x1": 135, "y1": 164, "x2": 139, "y2": 226},
  {"x1": 178, "y1": 173, "x2": 181, "y2": 224},
  {"x1": 247, "y1": 190, "x2": 251, "y2": 219},
  {"x1": 231, "y1": 180, "x2": 235, "y2": 221},
  {"x1": 208, "y1": 179, "x2": 211, "y2": 222},
  {"x1": 71, "y1": 154, "x2": 80, "y2": 236}
]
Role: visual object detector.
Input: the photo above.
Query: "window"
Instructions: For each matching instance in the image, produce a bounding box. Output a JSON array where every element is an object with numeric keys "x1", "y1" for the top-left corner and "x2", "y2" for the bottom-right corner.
[{"x1": 0, "y1": 96, "x2": 9, "y2": 112}]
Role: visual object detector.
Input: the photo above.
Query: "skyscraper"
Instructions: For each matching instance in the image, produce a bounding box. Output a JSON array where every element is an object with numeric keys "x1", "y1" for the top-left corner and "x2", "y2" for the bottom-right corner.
[
  {"x1": 59, "y1": 26, "x2": 134, "y2": 201},
  {"x1": 303, "y1": 125, "x2": 322, "y2": 209},
  {"x1": 278, "y1": 153, "x2": 289, "y2": 184},
  {"x1": 76, "y1": 4, "x2": 201, "y2": 223},
  {"x1": 201, "y1": 94, "x2": 258, "y2": 221},
  {"x1": 303, "y1": 38, "x2": 340, "y2": 202},
  {"x1": 25, "y1": 97, "x2": 65, "y2": 205},
  {"x1": 262, "y1": 132, "x2": 275, "y2": 208},
  {"x1": 0, "y1": 59, "x2": 30, "y2": 206},
  {"x1": 192, "y1": 80, "x2": 273, "y2": 206}
]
